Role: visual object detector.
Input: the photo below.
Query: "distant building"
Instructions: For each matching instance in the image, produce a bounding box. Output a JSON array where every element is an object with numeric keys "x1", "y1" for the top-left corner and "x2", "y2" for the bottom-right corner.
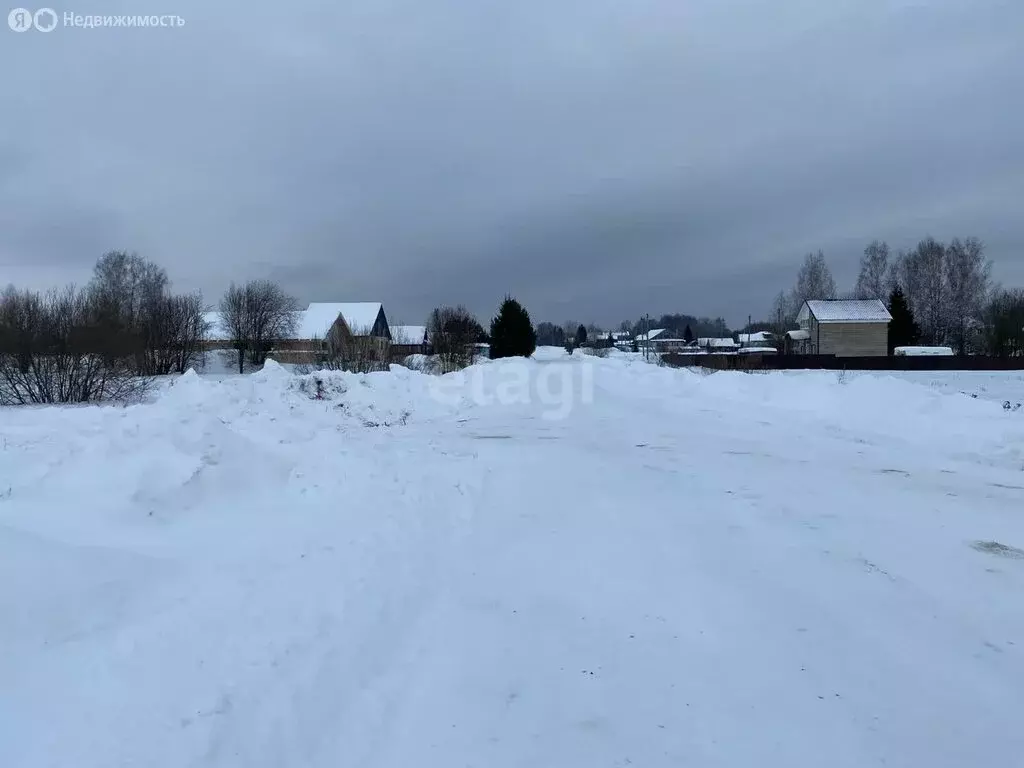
[
  {"x1": 795, "y1": 300, "x2": 891, "y2": 357},
  {"x1": 635, "y1": 328, "x2": 667, "y2": 344},
  {"x1": 698, "y1": 337, "x2": 739, "y2": 353},
  {"x1": 737, "y1": 331, "x2": 775, "y2": 348},
  {"x1": 785, "y1": 329, "x2": 812, "y2": 354},
  {"x1": 203, "y1": 302, "x2": 391, "y2": 365}
]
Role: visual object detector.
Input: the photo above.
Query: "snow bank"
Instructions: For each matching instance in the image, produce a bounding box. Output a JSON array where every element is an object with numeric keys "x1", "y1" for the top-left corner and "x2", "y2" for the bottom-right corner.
[
  {"x1": 3, "y1": 350, "x2": 1024, "y2": 768},
  {"x1": 895, "y1": 346, "x2": 954, "y2": 356}
]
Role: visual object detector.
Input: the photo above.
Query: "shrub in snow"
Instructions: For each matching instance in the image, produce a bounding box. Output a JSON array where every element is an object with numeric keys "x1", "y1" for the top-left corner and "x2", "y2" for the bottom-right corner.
[
  {"x1": 489, "y1": 297, "x2": 537, "y2": 359},
  {"x1": 313, "y1": 326, "x2": 391, "y2": 374},
  {"x1": 0, "y1": 285, "x2": 154, "y2": 405},
  {"x1": 426, "y1": 305, "x2": 483, "y2": 372}
]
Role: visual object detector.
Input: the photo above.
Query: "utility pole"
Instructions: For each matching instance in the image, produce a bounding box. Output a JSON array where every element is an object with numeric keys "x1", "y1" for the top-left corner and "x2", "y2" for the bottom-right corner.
[{"x1": 644, "y1": 314, "x2": 650, "y2": 361}]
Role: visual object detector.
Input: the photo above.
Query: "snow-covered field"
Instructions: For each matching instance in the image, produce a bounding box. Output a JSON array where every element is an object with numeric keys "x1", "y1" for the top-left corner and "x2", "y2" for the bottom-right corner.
[{"x1": 2, "y1": 348, "x2": 1024, "y2": 767}]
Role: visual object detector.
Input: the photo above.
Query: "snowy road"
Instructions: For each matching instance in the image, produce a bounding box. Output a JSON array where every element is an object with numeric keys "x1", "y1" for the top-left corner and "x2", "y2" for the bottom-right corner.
[{"x1": 2, "y1": 353, "x2": 1023, "y2": 767}]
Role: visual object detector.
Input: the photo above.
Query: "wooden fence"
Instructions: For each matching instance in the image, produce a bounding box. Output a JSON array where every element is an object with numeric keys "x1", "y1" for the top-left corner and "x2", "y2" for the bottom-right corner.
[{"x1": 660, "y1": 353, "x2": 1024, "y2": 372}]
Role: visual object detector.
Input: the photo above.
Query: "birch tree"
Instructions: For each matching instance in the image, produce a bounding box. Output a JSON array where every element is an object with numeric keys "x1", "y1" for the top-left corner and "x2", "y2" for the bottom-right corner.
[
  {"x1": 854, "y1": 240, "x2": 890, "y2": 300},
  {"x1": 944, "y1": 237, "x2": 990, "y2": 353}
]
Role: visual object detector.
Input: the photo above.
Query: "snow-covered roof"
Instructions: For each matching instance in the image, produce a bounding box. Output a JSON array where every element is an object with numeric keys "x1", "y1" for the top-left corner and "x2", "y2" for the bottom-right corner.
[
  {"x1": 699, "y1": 337, "x2": 738, "y2": 348},
  {"x1": 895, "y1": 346, "x2": 954, "y2": 357},
  {"x1": 636, "y1": 328, "x2": 666, "y2": 342},
  {"x1": 204, "y1": 303, "x2": 386, "y2": 341},
  {"x1": 736, "y1": 346, "x2": 778, "y2": 354},
  {"x1": 786, "y1": 329, "x2": 811, "y2": 341},
  {"x1": 798, "y1": 300, "x2": 892, "y2": 324},
  {"x1": 391, "y1": 325, "x2": 427, "y2": 345},
  {"x1": 300, "y1": 303, "x2": 383, "y2": 338},
  {"x1": 738, "y1": 331, "x2": 774, "y2": 344}
]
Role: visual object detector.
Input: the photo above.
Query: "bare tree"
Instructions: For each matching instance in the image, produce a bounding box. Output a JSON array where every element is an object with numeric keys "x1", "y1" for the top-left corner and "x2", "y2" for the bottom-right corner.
[
  {"x1": 314, "y1": 324, "x2": 391, "y2": 373},
  {"x1": 142, "y1": 292, "x2": 209, "y2": 374},
  {"x1": 854, "y1": 240, "x2": 890, "y2": 300},
  {"x1": 426, "y1": 305, "x2": 479, "y2": 372},
  {"x1": 772, "y1": 289, "x2": 797, "y2": 330},
  {"x1": 86, "y1": 251, "x2": 211, "y2": 376},
  {"x1": 0, "y1": 285, "x2": 151, "y2": 405},
  {"x1": 794, "y1": 250, "x2": 838, "y2": 303},
  {"x1": 219, "y1": 280, "x2": 298, "y2": 373},
  {"x1": 89, "y1": 251, "x2": 169, "y2": 330},
  {"x1": 945, "y1": 237, "x2": 991, "y2": 353},
  {"x1": 885, "y1": 259, "x2": 902, "y2": 297},
  {"x1": 898, "y1": 237, "x2": 948, "y2": 345}
]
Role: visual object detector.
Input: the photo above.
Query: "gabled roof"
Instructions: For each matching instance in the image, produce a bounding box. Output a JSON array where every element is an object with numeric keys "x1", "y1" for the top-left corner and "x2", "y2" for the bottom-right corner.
[
  {"x1": 391, "y1": 325, "x2": 427, "y2": 344},
  {"x1": 636, "y1": 328, "x2": 666, "y2": 342},
  {"x1": 300, "y1": 302, "x2": 383, "y2": 337},
  {"x1": 798, "y1": 299, "x2": 892, "y2": 324},
  {"x1": 698, "y1": 337, "x2": 738, "y2": 348},
  {"x1": 203, "y1": 303, "x2": 386, "y2": 341}
]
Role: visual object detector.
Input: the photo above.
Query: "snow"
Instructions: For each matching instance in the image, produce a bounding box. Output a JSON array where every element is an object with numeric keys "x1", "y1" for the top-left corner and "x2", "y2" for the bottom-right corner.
[
  {"x1": 3, "y1": 352, "x2": 1024, "y2": 767},
  {"x1": 738, "y1": 331, "x2": 774, "y2": 344},
  {"x1": 699, "y1": 337, "x2": 739, "y2": 349},
  {"x1": 895, "y1": 345, "x2": 955, "y2": 356},
  {"x1": 299, "y1": 302, "x2": 383, "y2": 338},
  {"x1": 799, "y1": 299, "x2": 892, "y2": 323}
]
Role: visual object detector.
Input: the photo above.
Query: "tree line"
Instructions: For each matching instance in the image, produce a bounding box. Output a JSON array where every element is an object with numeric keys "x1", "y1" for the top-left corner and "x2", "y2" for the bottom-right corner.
[
  {"x1": 766, "y1": 237, "x2": 1023, "y2": 356},
  {"x1": 532, "y1": 313, "x2": 734, "y2": 350},
  {"x1": 0, "y1": 249, "x2": 545, "y2": 404},
  {"x1": 0, "y1": 252, "x2": 208, "y2": 405},
  {"x1": 0, "y1": 251, "x2": 314, "y2": 402}
]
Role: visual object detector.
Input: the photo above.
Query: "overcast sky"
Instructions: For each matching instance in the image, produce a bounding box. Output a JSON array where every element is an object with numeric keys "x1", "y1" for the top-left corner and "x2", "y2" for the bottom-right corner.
[{"x1": 2, "y1": 0, "x2": 1022, "y2": 328}]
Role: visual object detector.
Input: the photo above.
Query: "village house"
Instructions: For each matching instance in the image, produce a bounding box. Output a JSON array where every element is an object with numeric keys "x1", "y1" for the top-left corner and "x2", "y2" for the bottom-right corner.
[
  {"x1": 792, "y1": 299, "x2": 891, "y2": 357},
  {"x1": 203, "y1": 302, "x2": 391, "y2": 365},
  {"x1": 737, "y1": 331, "x2": 776, "y2": 348},
  {"x1": 698, "y1": 337, "x2": 740, "y2": 353},
  {"x1": 634, "y1": 328, "x2": 692, "y2": 353}
]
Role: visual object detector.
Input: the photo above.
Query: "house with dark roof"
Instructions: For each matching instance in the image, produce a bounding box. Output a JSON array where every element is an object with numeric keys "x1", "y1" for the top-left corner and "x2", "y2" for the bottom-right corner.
[
  {"x1": 795, "y1": 300, "x2": 892, "y2": 357},
  {"x1": 203, "y1": 302, "x2": 391, "y2": 366}
]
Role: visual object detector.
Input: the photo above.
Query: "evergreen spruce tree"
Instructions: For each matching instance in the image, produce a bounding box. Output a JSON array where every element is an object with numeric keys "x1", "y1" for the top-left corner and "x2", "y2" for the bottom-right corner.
[
  {"x1": 887, "y1": 286, "x2": 920, "y2": 354},
  {"x1": 683, "y1": 324, "x2": 694, "y2": 344},
  {"x1": 575, "y1": 325, "x2": 587, "y2": 348},
  {"x1": 489, "y1": 296, "x2": 537, "y2": 359}
]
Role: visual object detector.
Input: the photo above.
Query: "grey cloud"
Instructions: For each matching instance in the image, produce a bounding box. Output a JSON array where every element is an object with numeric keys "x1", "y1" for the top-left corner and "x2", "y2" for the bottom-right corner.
[{"x1": 1, "y1": 0, "x2": 1022, "y2": 327}]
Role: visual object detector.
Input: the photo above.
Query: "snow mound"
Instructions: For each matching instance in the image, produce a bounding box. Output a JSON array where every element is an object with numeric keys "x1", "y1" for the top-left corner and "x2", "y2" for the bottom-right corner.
[
  {"x1": 4, "y1": 353, "x2": 1024, "y2": 767},
  {"x1": 252, "y1": 358, "x2": 293, "y2": 383}
]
